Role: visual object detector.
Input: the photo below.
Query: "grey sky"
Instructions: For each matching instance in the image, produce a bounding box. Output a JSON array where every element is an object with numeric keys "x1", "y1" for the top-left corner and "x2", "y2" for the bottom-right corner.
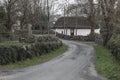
[
  {"x1": 0, "y1": 0, "x2": 90, "y2": 15},
  {"x1": 53, "y1": 0, "x2": 88, "y2": 15}
]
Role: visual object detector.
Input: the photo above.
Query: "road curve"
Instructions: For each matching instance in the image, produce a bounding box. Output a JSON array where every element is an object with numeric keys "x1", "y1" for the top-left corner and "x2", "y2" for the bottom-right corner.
[{"x1": 0, "y1": 40, "x2": 107, "y2": 80}]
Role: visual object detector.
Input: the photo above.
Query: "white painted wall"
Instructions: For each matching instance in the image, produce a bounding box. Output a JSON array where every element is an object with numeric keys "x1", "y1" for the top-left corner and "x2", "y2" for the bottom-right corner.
[{"x1": 54, "y1": 28, "x2": 100, "y2": 36}]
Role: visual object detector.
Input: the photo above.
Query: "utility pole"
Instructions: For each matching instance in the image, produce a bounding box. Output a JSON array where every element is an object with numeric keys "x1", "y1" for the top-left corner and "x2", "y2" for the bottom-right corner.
[
  {"x1": 65, "y1": 0, "x2": 69, "y2": 35},
  {"x1": 76, "y1": 7, "x2": 78, "y2": 36},
  {"x1": 64, "y1": 6, "x2": 66, "y2": 35},
  {"x1": 47, "y1": 0, "x2": 50, "y2": 36},
  {"x1": 89, "y1": 0, "x2": 95, "y2": 34}
]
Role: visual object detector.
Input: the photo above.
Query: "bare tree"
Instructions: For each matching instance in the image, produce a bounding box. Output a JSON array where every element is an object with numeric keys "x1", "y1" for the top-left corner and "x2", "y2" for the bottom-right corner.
[
  {"x1": 3, "y1": 0, "x2": 18, "y2": 30},
  {"x1": 88, "y1": 0, "x2": 96, "y2": 35},
  {"x1": 98, "y1": 0, "x2": 117, "y2": 45}
]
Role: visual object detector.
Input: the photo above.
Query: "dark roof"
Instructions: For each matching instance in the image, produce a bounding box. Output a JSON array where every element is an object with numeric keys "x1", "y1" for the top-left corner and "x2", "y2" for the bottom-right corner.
[{"x1": 54, "y1": 16, "x2": 99, "y2": 29}]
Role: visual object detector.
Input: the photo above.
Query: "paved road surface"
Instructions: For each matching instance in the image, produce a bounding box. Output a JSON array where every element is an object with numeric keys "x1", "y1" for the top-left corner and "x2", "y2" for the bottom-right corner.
[{"x1": 0, "y1": 40, "x2": 107, "y2": 80}]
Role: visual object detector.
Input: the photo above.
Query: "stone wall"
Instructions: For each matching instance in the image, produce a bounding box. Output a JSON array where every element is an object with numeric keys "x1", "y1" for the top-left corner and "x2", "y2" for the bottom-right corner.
[
  {"x1": 56, "y1": 33, "x2": 95, "y2": 41},
  {"x1": 14, "y1": 30, "x2": 29, "y2": 39},
  {"x1": 32, "y1": 30, "x2": 55, "y2": 34},
  {"x1": 94, "y1": 34, "x2": 103, "y2": 45},
  {"x1": 0, "y1": 32, "x2": 12, "y2": 42},
  {"x1": 19, "y1": 36, "x2": 60, "y2": 44}
]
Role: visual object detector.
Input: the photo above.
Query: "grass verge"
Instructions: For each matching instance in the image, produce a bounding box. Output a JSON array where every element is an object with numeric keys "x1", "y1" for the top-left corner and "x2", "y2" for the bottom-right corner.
[
  {"x1": 0, "y1": 44, "x2": 68, "y2": 69},
  {"x1": 94, "y1": 45, "x2": 120, "y2": 80}
]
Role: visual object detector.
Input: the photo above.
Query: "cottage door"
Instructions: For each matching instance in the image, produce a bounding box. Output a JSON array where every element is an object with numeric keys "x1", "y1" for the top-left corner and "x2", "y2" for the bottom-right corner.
[{"x1": 70, "y1": 29, "x2": 74, "y2": 36}]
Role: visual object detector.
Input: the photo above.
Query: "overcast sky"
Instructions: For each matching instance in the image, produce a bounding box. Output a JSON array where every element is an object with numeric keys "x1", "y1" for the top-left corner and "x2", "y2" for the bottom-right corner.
[
  {"x1": 53, "y1": 0, "x2": 76, "y2": 14},
  {"x1": 0, "y1": 0, "x2": 89, "y2": 15},
  {"x1": 53, "y1": 0, "x2": 88, "y2": 15}
]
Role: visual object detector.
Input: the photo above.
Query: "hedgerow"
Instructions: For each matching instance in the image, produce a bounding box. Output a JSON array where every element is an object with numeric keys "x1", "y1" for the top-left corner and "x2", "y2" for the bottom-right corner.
[
  {"x1": 0, "y1": 41, "x2": 62, "y2": 65},
  {"x1": 107, "y1": 28, "x2": 120, "y2": 62}
]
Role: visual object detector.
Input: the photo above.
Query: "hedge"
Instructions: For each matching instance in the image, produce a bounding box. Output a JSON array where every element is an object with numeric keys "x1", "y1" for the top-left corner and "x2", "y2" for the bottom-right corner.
[
  {"x1": 0, "y1": 41, "x2": 62, "y2": 65},
  {"x1": 107, "y1": 28, "x2": 120, "y2": 62}
]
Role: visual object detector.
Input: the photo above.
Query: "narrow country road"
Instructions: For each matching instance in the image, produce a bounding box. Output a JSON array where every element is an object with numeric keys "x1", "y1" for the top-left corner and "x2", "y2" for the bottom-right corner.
[{"x1": 0, "y1": 40, "x2": 106, "y2": 80}]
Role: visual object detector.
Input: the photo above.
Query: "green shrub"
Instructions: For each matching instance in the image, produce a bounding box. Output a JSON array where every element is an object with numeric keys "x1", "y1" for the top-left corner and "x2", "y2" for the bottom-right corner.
[
  {"x1": 107, "y1": 28, "x2": 120, "y2": 61},
  {"x1": 0, "y1": 41, "x2": 62, "y2": 65}
]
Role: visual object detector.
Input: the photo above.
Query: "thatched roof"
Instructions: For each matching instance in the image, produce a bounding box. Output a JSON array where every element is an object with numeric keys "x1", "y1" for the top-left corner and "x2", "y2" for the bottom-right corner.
[{"x1": 54, "y1": 16, "x2": 99, "y2": 29}]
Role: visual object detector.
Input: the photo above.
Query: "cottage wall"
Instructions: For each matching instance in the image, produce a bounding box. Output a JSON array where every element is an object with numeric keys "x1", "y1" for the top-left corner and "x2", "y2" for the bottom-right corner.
[{"x1": 54, "y1": 28, "x2": 100, "y2": 36}]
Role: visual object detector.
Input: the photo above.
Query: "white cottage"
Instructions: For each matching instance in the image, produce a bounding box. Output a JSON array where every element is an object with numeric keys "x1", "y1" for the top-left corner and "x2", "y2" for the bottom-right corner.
[{"x1": 53, "y1": 16, "x2": 100, "y2": 36}]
